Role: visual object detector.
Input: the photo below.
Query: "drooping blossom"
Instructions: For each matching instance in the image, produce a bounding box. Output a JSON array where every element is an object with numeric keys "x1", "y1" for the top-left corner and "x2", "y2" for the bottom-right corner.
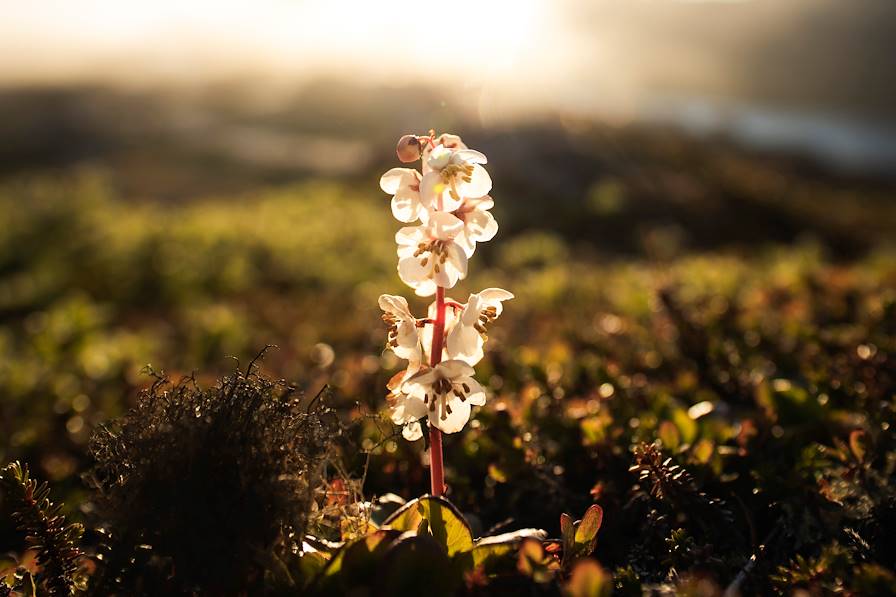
[
  {"x1": 386, "y1": 366, "x2": 426, "y2": 441},
  {"x1": 396, "y1": 211, "x2": 468, "y2": 296},
  {"x1": 421, "y1": 146, "x2": 491, "y2": 212},
  {"x1": 402, "y1": 360, "x2": 486, "y2": 433},
  {"x1": 378, "y1": 294, "x2": 423, "y2": 363},
  {"x1": 446, "y1": 289, "x2": 514, "y2": 366},
  {"x1": 380, "y1": 168, "x2": 424, "y2": 223},
  {"x1": 451, "y1": 195, "x2": 499, "y2": 257}
]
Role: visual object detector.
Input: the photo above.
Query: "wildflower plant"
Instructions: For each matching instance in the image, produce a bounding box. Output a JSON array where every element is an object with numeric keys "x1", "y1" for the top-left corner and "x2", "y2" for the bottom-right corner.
[{"x1": 379, "y1": 132, "x2": 511, "y2": 495}]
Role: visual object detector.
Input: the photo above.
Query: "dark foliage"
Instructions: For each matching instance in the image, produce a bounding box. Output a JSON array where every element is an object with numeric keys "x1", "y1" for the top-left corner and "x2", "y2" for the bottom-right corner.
[
  {"x1": 0, "y1": 462, "x2": 84, "y2": 596},
  {"x1": 84, "y1": 358, "x2": 341, "y2": 595}
]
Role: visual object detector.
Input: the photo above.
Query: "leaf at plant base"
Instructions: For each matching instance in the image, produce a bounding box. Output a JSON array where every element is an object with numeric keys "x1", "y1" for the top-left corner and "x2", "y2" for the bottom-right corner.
[
  {"x1": 574, "y1": 504, "x2": 604, "y2": 550},
  {"x1": 565, "y1": 559, "x2": 611, "y2": 597},
  {"x1": 517, "y1": 537, "x2": 555, "y2": 583},
  {"x1": 382, "y1": 496, "x2": 474, "y2": 556},
  {"x1": 472, "y1": 528, "x2": 548, "y2": 573},
  {"x1": 317, "y1": 528, "x2": 402, "y2": 587},
  {"x1": 286, "y1": 550, "x2": 328, "y2": 589},
  {"x1": 369, "y1": 493, "x2": 407, "y2": 527},
  {"x1": 380, "y1": 533, "x2": 458, "y2": 597}
]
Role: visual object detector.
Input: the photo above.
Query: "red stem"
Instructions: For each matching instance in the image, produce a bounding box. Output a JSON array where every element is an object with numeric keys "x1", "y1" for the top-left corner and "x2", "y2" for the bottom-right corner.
[{"x1": 428, "y1": 285, "x2": 446, "y2": 496}]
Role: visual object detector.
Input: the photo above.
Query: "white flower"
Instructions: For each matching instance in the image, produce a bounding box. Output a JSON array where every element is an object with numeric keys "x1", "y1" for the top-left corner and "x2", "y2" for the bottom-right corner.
[
  {"x1": 446, "y1": 288, "x2": 514, "y2": 366},
  {"x1": 421, "y1": 133, "x2": 467, "y2": 174},
  {"x1": 378, "y1": 294, "x2": 423, "y2": 363},
  {"x1": 452, "y1": 195, "x2": 498, "y2": 257},
  {"x1": 401, "y1": 420, "x2": 423, "y2": 441},
  {"x1": 380, "y1": 167, "x2": 424, "y2": 223},
  {"x1": 404, "y1": 360, "x2": 486, "y2": 433},
  {"x1": 386, "y1": 362, "x2": 424, "y2": 423},
  {"x1": 396, "y1": 211, "x2": 468, "y2": 296},
  {"x1": 421, "y1": 145, "x2": 492, "y2": 213}
]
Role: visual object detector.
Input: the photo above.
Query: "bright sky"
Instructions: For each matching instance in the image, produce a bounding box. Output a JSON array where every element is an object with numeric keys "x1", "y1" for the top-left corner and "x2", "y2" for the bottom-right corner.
[
  {"x1": 0, "y1": 1, "x2": 553, "y2": 86},
  {"x1": 8, "y1": 0, "x2": 883, "y2": 129}
]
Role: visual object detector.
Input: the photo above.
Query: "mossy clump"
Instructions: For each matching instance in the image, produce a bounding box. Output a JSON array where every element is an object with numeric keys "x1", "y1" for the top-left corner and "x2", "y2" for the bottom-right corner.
[{"x1": 86, "y1": 360, "x2": 341, "y2": 595}]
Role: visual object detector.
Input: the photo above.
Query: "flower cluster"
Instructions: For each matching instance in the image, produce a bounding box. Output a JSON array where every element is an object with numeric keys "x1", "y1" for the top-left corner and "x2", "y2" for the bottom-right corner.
[{"x1": 379, "y1": 132, "x2": 511, "y2": 441}]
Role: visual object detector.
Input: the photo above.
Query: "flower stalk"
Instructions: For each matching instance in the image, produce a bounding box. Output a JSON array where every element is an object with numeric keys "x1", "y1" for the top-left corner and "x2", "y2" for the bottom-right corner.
[{"x1": 429, "y1": 286, "x2": 447, "y2": 495}]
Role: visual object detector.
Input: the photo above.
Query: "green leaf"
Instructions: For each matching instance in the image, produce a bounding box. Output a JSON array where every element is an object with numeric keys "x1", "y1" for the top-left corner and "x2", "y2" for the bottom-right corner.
[
  {"x1": 319, "y1": 529, "x2": 400, "y2": 579},
  {"x1": 574, "y1": 505, "x2": 603, "y2": 549},
  {"x1": 658, "y1": 420, "x2": 681, "y2": 450},
  {"x1": 693, "y1": 438, "x2": 715, "y2": 464},
  {"x1": 472, "y1": 528, "x2": 548, "y2": 574},
  {"x1": 672, "y1": 408, "x2": 698, "y2": 444},
  {"x1": 382, "y1": 496, "x2": 474, "y2": 557},
  {"x1": 565, "y1": 559, "x2": 611, "y2": 597},
  {"x1": 380, "y1": 533, "x2": 458, "y2": 597},
  {"x1": 560, "y1": 512, "x2": 575, "y2": 559}
]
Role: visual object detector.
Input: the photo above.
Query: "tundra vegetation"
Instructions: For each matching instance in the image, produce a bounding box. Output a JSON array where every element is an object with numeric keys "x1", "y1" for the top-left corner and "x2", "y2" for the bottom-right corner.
[{"x1": 1, "y1": 100, "x2": 896, "y2": 594}]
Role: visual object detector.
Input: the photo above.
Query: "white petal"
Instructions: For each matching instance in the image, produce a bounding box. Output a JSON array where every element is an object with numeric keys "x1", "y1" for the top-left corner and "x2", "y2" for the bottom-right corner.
[
  {"x1": 479, "y1": 288, "x2": 514, "y2": 316},
  {"x1": 455, "y1": 230, "x2": 476, "y2": 258},
  {"x1": 391, "y1": 195, "x2": 423, "y2": 223},
  {"x1": 395, "y1": 225, "x2": 425, "y2": 247},
  {"x1": 432, "y1": 395, "x2": 471, "y2": 433},
  {"x1": 458, "y1": 376, "x2": 486, "y2": 405},
  {"x1": 378, "y1": 294, "x2": 413, "y2": 319},
  {"x1": 459, "y1": 164, "x2": 492, "y2": 198},
  {"x1": 446, "y1": 325, "x2": 484, "y2": 366},
  {"x1": 452, "y1": 149, "x2": 487, "y2": 165},
  {"x1": 420, "y1": 171, "x2": 446, "y2": 210},
  {"x1": 402, "y1": 421, "x2": 423, "y2": 441},
  {"x1": 394, "y1": 320, "x2": 422, "y2": 361},
  {"x1": 437, "y1": 359, "x2": 475, "y2": 379},
  {"x1": 472, "y1": 195, "x2": 494, "y2": 210},
  {"x1": 461, "y1": 294, "x2": 484, "y2": 326},
  {"x1": 413, "y1": 278, "x2": 438, "y2": 297},
  {"x1": 428, "y1": 211, "x2": 464, "y2": 240},
  {"x1": 445, "y1": 243, "x2": 468, "y2": 281},
  {"x1": 398, "y1": 256, "x2": 429, "y2": 288},
  {"x1": 407, "y1": 368, "x2": 437, "y2": 388},
  {"x1": 441, "y1": 190, "x2": 464, "y2": 212},
  {"x1": 380, "y1": 168, "x2": 413, "y2": 194},
  {"x1": 427, "y1": 145, "x2": 452, "y2": 170},
  {"x1": 466, "y1": 209, "x2": 498, "y2": 243},
  {"x1": 390, "y1": 394, "x2": 427, "y2": 424}
]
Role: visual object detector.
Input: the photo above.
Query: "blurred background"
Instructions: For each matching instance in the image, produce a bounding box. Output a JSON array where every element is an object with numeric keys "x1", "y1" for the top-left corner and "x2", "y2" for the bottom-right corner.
[{"x1": 2, "y1": 0, "x2": 896, "y2": 554}]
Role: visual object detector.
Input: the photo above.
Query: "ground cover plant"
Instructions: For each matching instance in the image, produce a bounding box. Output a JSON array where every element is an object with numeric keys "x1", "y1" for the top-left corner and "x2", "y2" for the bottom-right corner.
[{"x1": 1, "y1": 104, "x2": 896, "y2": 594}]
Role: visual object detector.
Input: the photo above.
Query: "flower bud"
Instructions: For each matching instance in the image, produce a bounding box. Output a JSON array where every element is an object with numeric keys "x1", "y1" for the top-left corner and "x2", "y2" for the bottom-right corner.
[{"x1": 396, "y1": 134, "x2": 422, "y2": 163}]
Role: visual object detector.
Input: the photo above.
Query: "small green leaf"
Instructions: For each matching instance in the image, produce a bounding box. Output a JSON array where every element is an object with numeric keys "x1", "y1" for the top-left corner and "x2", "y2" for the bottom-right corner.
[
  {"x1": 381, "y1": 533, "x2": 458, "y2": 597},
  {"x1": 658, "y1": 420, "x2": 681, "y2": 450},
  {"x1": 673, "y1": 408, "x2": 698, "y2": 444},
  {"x1": 473, "y1": 528, "x2": 548, "y2": 573},
  {"x1": 565, "y1": 559, "x2": 611, "y2": 597},
  {"x1": 693, "y1": 438, "x2": 715, "y2": 464},
  {"x1": 560, "y1": 512, "x2": 575, "y2": 558},
  {"x1": 320, "y1": 529, "x2": 399, "y2": 579},
  {"x1": 560, "y1": 513, "x2": 574, "y2": 541},
  {"x1": 574, "y1": 505, "x2": 603, "y2": 548},
  {"x1": 382, "y1": 496, "x2": 474, "y2": 557}
]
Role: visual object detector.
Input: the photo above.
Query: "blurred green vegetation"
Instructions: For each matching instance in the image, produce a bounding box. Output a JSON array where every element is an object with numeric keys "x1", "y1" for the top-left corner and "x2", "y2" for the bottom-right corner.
[{"x1": 1, "y1": 95, "x2": 896, "y2": 591}]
